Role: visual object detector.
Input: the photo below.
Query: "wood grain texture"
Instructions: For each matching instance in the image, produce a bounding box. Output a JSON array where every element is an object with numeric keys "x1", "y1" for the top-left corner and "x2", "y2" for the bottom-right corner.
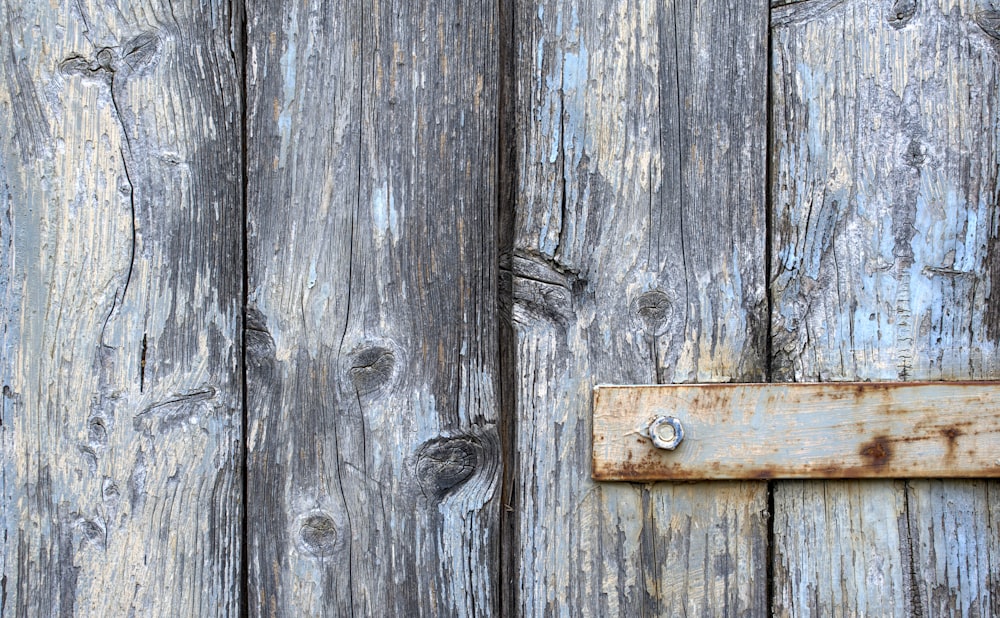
[
  {"x1": 771, "y1": 0, "x2": 1000, "y2": 614},
  {"x1": 594, "y1": 382, "x2": 1000, "y2": 480},
  {"x1": 506, "y1": 0, "x2": 769, "y2": 614},
  {"x1": 0, "y1": 0, "x2": 243, "y2": 615},
  {"x1": 244, "y1": 0, "x2": 500, "y2": 614}
]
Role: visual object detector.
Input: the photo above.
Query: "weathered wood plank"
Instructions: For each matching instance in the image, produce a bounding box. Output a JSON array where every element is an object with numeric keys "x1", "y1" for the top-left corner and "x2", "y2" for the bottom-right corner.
[
  {"x1": 245, "y1": 0, "x2": 501, "y2": 614},
  {"x1": 594, "y1": 382, "x2": 1000, "y2": 480},
  {"x1": 0, "y1": 0, "x2": 243, "y2": 614},
  {"x1": 506, "y1": 0, "x2": 769, "y2": 614},
  {"x1": 771, "y1": 0, "x2": 1000, "y2": 614}
]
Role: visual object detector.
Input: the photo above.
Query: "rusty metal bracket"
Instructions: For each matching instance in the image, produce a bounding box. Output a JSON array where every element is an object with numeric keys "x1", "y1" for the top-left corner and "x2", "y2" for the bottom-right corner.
[{"x1": 592, "y1": 382, "x2": 1000, "y2": 481}]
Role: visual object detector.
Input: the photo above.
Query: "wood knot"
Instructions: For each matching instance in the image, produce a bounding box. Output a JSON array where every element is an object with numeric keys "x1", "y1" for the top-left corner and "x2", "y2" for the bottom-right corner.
[
  {"x1": 631, "y1": 290, "x2": 674, "y2": 336},
  {"x1": 510, "y1": 254, "x2": 577, "y2": 325},
  {"x1": 976, "y1": 9, "x2": 1000, "y2": 40},
  {"x1": 348, "y1": 345, "x2": 397, "y2": 396},
  {"x1": 415, "y1": 430, "x2": 498, "y2": 502},
  {"x1": 902, "y1": 139, "x2": 925, "y2": 167},
  {"x1": 887, "y1": 0, "x2": 916, "y2": 29},
  {"x1": 88, "y1": 416, "x2": 108, "y2": 448},
  {"x1": 76, "y1": 517, "x2": 107, "y2": 549},
  {"x1": 102, "y1": 480, "x2": 121, "y2": 504},
  {"x1": 132, "y1": 387, "x2": 218, "y2": 435},
  {"x1": 416, "y1": 437, "x2": 478, "y2": 499},
  {"x1": 245, "y1": 305, "x2": 277, "y2": 367},
  {"x1": 59, "y1": 32, "x2": 161, "y2": 81},
  {"x1": 297, "y1": 512, "x2": 343, "y2": 557},
  {"x1": 118, "y1": 32, "x2": 160, "y2": 75}
]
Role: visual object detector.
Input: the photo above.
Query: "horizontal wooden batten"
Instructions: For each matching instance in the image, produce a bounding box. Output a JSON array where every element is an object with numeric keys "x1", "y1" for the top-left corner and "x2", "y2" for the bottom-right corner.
[{"x1": 593, "y1": 382, "x2": 1000, "y2": 481}]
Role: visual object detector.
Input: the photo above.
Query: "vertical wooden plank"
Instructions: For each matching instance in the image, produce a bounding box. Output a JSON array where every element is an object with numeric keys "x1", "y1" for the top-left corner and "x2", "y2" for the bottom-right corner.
[
  {"x1": 507, "y1": 0, "x2": 769, "y2": 614},
  {"x1": 245, "y1": 0, "x2": 500, "y2": 614},
  {"x1": 771, "y1": 0, "x2": 1000, "y2": 614},
  {"x1": 0, "y1": 0, "x2": 243, "y2": 615}
]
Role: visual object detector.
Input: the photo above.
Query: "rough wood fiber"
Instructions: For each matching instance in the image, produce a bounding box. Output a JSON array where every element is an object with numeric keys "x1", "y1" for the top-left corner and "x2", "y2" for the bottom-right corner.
[
  {"x1": 245, "y1": 0, "x2": 500, "y2": 614},
  {"x1": 0, "y1": 0, "x2": 244, "y2": 615},
  {"x1": 594, "y1": 382, "x2": 1000, "y2": 480},
  {"x1": 771, "y1": 0, "x2": 1000, "y2": 614},
  {"x1": 507, "y1": 0, "x2": 769, "y2": 614}
]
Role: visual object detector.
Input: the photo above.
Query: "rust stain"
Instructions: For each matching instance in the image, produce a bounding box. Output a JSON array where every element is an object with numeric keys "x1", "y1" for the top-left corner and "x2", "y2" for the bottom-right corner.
[
  {"x1": 601, "y1": 453, "x2": 654, "y2": 481},
  {"x1": 859, "y1": 436, "x2": 893, "y2": 468},
  {"x1": 941, "y1": 426, "x2": 962, "y2": 459},
  {"x1": 941, "y1": 427, "x2": 962, "y2": 440}
]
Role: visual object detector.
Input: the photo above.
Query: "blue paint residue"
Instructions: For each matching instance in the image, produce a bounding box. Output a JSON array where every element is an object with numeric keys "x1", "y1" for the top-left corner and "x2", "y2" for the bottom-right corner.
[{"x1": 278, "y1": 6, "x2": 298, "y2": 168}]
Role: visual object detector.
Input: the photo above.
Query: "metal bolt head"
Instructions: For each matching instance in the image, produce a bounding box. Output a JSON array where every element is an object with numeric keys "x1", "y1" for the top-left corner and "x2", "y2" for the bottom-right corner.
[{"x1": 648, "y1": 415, "x2": 684, "y2": 450}]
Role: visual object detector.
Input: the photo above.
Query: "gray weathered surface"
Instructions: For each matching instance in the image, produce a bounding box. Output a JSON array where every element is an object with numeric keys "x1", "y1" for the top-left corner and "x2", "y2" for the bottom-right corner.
[
  {"x1": 244, "y1": 0, "x2": 501, "y2": 614},
  {"x1": 1, "y1": 0, "x2": 243, "y2": 615},
  {"x1": 771, "y1": 0, "x2": 1000, "y2": 614},
  {"x1": 4, "y1": 0, "x2": 998, "y2": 614},
  {"x1": 506, "y1": 0, "x2": 769, "y2": 613}
]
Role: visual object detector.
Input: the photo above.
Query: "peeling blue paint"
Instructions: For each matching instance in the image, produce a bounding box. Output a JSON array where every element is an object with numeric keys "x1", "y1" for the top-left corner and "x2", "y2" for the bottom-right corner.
[
  {"x1": 278, "y1": 6, "x2": 298, "y2": 168},
  {"x1": 372, "y1": 181, "x2": 398, "y2": 241}
]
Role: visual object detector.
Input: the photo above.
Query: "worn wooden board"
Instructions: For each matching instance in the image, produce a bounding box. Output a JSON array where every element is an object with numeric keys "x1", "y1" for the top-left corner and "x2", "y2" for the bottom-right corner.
[
  {"x1": 594, "y1": 382, "x2": 1000, "y2": 480},
  {"x1": 1, "y1": 0, "x2": 244, "y2": 615},
  {"x1": 771, "y1": 0, "x2": 1000, "y2": 614},
  {"x1": 505, "y1": 0, "x2": 769, "y2": 614},
  {"x1": 245, "y1": 0, "x2": 501, "y2": 614}
]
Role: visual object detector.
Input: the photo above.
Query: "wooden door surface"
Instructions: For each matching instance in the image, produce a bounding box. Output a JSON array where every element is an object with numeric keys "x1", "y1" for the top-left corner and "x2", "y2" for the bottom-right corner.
[
  {"x1": 2, "y1": 0, "x2": 999, "y2": 616},
  {"x1": 1, "y1": 0, "x2": 244, "y2": 614}
]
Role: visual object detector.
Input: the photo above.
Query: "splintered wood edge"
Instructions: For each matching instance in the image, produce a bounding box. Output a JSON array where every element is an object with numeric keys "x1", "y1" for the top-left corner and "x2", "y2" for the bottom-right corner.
[{"x1": 592, "y1": 382, "x2": 1000, "y2": 481}]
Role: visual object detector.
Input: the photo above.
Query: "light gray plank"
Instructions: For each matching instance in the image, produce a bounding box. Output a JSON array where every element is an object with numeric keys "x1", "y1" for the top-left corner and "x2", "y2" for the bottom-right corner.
[
  {"x1": 904, "y1": 479, "x2": 1000, "y2": 616},
  {"x1": 245, "y1": 0, "x2": 501, "y2": 614},
  {"x1": 772, "y1": 479, "x2": 911, "y2": 615},
  {"x1": 594, "y1": 382, "x2": 1000, "y2": 480},
  {"x1": 771, "y1": 0, "x2": 1000, "y2": 614},
  {"x1": 506, "y1": 0, "x2": 769, "y2": 614},
  {"x1": 0, "y1": 0, "x2": 243, "y2": 614}
]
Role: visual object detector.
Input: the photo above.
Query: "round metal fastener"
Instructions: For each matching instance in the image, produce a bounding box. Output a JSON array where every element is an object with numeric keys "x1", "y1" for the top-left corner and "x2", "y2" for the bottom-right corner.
[{"x1": 647, "y1": 415, "x2": 684, "y2": 450}]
